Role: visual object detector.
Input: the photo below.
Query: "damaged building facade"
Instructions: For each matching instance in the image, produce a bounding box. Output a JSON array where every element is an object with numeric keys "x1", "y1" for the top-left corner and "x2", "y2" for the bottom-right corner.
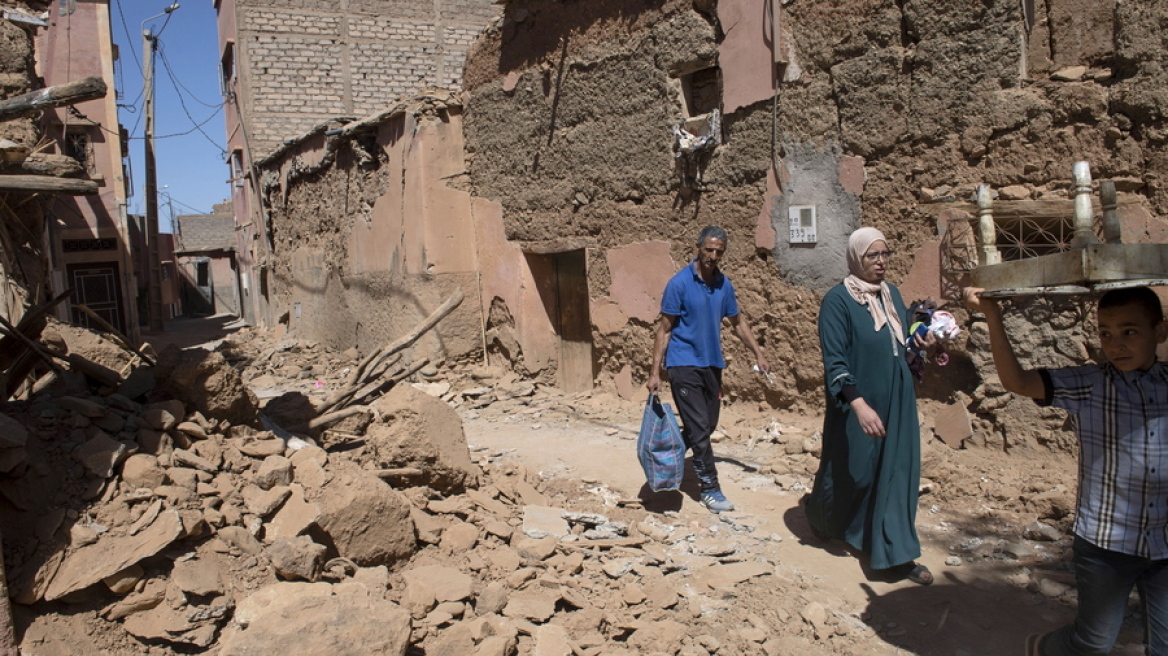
[
  {"x1": 215, "y1": 0, "x2": 502, "y2": 329},
  {"x1": 0, "y1": 1, "x2": 136, "y2": 339},
  {"x1": 238, "y1": 0, "x2": 1168, "y2": 411}
]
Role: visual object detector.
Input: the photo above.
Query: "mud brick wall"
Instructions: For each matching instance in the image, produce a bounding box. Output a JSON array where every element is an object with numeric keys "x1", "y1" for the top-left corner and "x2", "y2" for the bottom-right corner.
[{"x1": 236, "y1": 0, "x2": 499, "y2": 157}]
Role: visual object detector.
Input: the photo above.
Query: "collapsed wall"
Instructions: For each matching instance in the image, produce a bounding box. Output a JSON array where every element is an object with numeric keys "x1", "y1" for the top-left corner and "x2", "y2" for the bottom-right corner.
[
  {"x1": 460, "y1": 0, "x2": 1168, "y2": 442},
  {"x1": 254, "y1": 94, "x2": 483, "y2": 367}
]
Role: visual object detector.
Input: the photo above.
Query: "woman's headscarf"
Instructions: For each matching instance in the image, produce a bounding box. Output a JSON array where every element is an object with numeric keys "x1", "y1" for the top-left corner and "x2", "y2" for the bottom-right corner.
[{"x1": 843, "y1": 227, "x2": 905, "y2": 346}]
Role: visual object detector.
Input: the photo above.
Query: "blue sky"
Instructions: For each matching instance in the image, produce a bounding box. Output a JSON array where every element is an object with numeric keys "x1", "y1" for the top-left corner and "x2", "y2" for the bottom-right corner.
[{"x1": 111, "y1": 0, "x2": 228, "y2": 232}]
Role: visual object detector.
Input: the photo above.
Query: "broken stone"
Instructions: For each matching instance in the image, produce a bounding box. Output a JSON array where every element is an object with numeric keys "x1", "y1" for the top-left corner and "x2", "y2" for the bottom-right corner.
[
  {"x1": 218, "y1": 585, "x2": 411, "y2": 656},
  {"x1": 522, "y1": 505, "x2": 570, "y2": 539},
  {"x1": 695, "y1": 561, "x2": 773, "y2": 590},
  {"x1": 153, "y1": 346, "x2": 258, "y2": 426},
  {"x1": 73, "y1": 432, "x2": 127, "y2": 478},
  {"x1": 103, "y1": 578, "x2": 166, "y2": 620},
  {"x1": 291, "y1": 456, "x2": 328, "y2": 489},
  {"x1": 142, "y1": 407, "x2": 179, "y2": 431},
  {"x1": 467, "y1": 488, "x2": 510, "y2": 516},
  {"x1": 403, "y1": 564, "x2": 474, "y2": 602},
  {"x1": 216, "y1": 526, "x2": 263, "y2": 556},
  {"x1": 367, "y1": 384, "x2": 481, "y2": 493},
  {"x1": 255, "y1": 455, "x2": 293, "y2": 489},
  {"x1": 934, "y1": 402, "x2": 973, "y2": 449},
  {"x1": 476, "y1": 580, "x2": 509, "y2": 615},
  {"x1": 44, "y1": 510, "x2": 183, "y2": 601},
  {"x1": 314, "y1": 469, "x2": 414, "y2": 566},
  {"x1": 1023, "y1": 521, "x2": 1063, "y2": 542},
  {"x1": 172, "y1": 557, "x2": 225, "y2": 596},
  {"x1": 265, "y1": 485, "x2": 320, "y2": 542},
  {"x1": 69, "y1": 524, "x2": 99, "y2": 548},
  {"x1": 267, "y1": 535, "x2": 327, "y2": 581},
  {"x1": 235, "y1": 436, "x2": 286, "y2": 458},
  {"x1": 242, "y1": 484, "x2": 291, "y2": 517},
  {"x1": 175, "y1": 421, "x2": 208, "y2": 439},
  {"x1": 627, "y1": 619, "x2": 688, "y2": 654},
  {"x1": 532, "y1": 624, "x2": 573, "y2": 656},
  {"x1": 502, "y1": 590, "x2": 557, "y2": 622},
  {"x1": 1051, "y1": 65, "x2": 1088, "y2": 81},
  {"x1": 1037, "y1": 578, "x2": 1071, "y2": 597},
  {"x1": 58, "y1": 395, "x2": 105, "y2": 418},
  {"x1": 122, "y1": 454, "x2": 166, "y2": 489},
  {"x1": 515, "y1": 535, "x2": 558, "y2": 561},
  {"x1": 172, "y1": 448, "x2": 217, "y2": 473},
  {"x1": 442, "y1": 521, "x2": 479, "y2": 552}
]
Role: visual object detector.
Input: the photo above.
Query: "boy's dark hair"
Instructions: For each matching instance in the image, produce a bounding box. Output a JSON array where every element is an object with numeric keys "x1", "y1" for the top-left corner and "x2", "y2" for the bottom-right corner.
[{"x1": 1098, "y1": 286, "x2": 1165, "y2": 324}]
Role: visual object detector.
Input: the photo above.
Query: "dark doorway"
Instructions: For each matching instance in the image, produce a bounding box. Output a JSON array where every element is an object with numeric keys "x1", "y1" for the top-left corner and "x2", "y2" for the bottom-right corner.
[
  {"x1": 67, "y1": 261, "x2": 127, "y2": 334},
  {"x1": 529, "y1": 249, "x2": 594, "y2": 393}
]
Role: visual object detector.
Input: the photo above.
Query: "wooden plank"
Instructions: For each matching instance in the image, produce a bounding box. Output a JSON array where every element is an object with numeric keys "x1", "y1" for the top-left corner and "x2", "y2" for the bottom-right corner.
[
  {"x1": 0, "y1": 76, "x2": 106, "y2": 121},
  {"x1": 972, "y1": 244, "x2": 1168, "y2": 291},
  {"x1": 0, "y1": 175, "x2": 98, "y2": 195}
]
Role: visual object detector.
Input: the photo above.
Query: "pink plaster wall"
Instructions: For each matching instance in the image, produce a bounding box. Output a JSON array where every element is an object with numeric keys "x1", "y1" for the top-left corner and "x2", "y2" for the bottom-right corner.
[
  {"x1": 604, "y1": 241, "x2": 676, "y2": 324},
  {"x1": 348, "y1": 111, "x2": 477, "y2": 278},
  {"x1": 472, "y1": 197, "x2": 556, "y2": 372},
  {"x1": 348, "y1": 119, "x2": 408, "y2": 274},
  {"x1": 411, "y1": 116, "x2": 477, "y2": 274},
  {"x1": 898, "y1": 238, "x2": 943, "y2": 306},
  {"x1": 838, "y1": 156, "x2": 866, "y2": 195},
  {"x1": 755, "y1": 168, "x2": 780, "y2": 251},
  {"x1": 591, "y1": 297, "x2": 627, "y2": 335},
  {"x1": 718, "y1": 0, "x2": 800, "y2": 114}
]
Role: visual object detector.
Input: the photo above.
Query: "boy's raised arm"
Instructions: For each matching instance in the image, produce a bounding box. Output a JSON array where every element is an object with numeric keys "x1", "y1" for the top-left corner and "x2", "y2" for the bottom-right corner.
[{"x1": 963, "y1": 288, "x2": 1047, "y2": 399}]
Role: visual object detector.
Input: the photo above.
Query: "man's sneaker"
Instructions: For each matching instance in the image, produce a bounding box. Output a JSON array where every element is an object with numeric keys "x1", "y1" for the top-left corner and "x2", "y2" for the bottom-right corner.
[{"x1": 701, "y1": 490, "x2": 735, "y2": 513}]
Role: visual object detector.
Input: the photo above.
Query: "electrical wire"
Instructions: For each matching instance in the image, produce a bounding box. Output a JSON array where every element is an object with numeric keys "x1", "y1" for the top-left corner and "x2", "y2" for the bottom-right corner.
[
  {"x1": 157, "y1": 41, "x2": 223, "y2": 109},
  {"x1": 155, "y1": 39, "x2": 227, "y2": 155},
  {"x1": 112, "y1": 0, "x2": 143, "y2": 79}
]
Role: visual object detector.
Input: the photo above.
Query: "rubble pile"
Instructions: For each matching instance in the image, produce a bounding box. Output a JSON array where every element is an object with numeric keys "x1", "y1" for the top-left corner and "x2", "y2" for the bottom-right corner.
[{"x1": 0, "y1": 318, "x2": 1094, "y2": 655}]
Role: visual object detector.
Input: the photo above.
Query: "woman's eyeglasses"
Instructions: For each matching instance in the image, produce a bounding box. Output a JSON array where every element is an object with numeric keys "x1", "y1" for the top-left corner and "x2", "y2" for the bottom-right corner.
[{"x1": 863, "y1": 250, "x2": 894, "y2": 262}]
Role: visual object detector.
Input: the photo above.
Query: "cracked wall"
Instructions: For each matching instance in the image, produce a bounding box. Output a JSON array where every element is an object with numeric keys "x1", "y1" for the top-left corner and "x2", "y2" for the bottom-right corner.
[{"x1": 461, "y1": 0, "x2": 1168, "y2": 414}]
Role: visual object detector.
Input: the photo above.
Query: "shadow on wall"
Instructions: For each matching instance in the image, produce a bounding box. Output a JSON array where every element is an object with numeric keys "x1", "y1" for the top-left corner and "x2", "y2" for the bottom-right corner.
[{"x1": 493, "y1": 0, "x2": 676, "y2": 75}]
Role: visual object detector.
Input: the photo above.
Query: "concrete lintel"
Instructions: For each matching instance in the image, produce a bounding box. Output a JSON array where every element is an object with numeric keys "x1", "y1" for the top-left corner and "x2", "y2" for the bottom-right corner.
[{"x1": 972, "y1": 243, "x2": 1168, "y2": 291}]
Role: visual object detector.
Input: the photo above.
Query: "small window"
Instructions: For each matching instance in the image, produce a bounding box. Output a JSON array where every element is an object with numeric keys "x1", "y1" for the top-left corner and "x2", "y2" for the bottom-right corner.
[
  {"x1": 679, "y1": 67, "x2": 721, "y2": 118},
  {"x1": 220, "y1": 42, "x2": 236, "y2": 97},
  {"x1": 65, "y1": 129, "x2": 95, "y2": 175},
  {"x1": 230, "y1": 150, "x2": 245, "y2": 187},
  {"x1": 196, "y1": 261, "x2": 210, "y2": 287}
]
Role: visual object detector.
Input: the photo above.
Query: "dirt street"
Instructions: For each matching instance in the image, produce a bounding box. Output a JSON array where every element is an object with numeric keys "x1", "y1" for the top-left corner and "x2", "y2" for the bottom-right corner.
[{"x1": 460, "y1": 391, "x2": 1102, "y2": 656}]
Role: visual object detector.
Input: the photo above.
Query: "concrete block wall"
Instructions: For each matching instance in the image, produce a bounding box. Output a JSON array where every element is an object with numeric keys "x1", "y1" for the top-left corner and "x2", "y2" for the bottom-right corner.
[{"x1": 236, "y1": 0, "x2": 500, "y2": 157}]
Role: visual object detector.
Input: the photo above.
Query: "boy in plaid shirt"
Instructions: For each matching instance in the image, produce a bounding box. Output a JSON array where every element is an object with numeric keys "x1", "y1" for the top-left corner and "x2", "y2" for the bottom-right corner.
[{"x1": 964, "y1": 286, "x2": 1168, "y2": 655}]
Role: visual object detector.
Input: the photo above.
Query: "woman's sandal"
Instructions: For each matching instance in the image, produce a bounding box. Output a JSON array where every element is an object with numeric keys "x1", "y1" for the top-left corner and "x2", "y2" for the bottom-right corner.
[{"x1": 905, "y1": 563, "x2": 933, "y2": 586}]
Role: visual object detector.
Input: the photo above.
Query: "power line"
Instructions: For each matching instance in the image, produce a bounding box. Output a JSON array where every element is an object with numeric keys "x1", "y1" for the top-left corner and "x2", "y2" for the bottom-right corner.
[
  {"x1": 156, "y1": 39, "x2": 226, "y2": 155},
  {"x1": 157, "y1": 41, "x2": 222, "y2": 109},
  {"x1": 112, "y1": 0, "x2": 143, "y2": 81}
]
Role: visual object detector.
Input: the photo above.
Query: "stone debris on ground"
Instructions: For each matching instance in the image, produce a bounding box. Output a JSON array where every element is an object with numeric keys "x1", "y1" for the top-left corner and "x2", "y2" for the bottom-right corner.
[{"x1": 0, "y1": 321, "x2": 1095, "y2": 655}]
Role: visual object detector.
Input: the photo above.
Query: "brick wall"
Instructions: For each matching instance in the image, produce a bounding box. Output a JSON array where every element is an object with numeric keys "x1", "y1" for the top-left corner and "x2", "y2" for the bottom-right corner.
[{"x1": 236, "y1": 0, "x2": 499, "y2": 157}]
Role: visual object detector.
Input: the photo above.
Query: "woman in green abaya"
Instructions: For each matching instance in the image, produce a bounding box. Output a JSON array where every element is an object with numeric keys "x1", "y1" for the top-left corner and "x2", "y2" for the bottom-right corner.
[{"x1": 804, "y1": 227, "x2": 934, "y2": 586}]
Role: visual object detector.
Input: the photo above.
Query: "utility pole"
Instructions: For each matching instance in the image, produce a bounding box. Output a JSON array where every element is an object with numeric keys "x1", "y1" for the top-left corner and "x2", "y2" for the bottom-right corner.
[{"x1": 142, "y1": 3, "x2": 179, "y2": 332}]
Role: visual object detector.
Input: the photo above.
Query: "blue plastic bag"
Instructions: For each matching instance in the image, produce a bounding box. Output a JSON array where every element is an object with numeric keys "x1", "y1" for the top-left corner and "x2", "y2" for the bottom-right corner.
[{"x1": 637, "y1": 394, "x2": 685, "y2": 492}]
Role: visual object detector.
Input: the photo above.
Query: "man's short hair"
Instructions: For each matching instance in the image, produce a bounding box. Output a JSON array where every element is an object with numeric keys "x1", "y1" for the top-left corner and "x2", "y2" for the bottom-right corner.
[
  {"x1": 697, "y1": 226, "x2": 728, "y2": 246},
  {"x1": 1099, "y1": 286, "x2": 1165, "y2": 324}
]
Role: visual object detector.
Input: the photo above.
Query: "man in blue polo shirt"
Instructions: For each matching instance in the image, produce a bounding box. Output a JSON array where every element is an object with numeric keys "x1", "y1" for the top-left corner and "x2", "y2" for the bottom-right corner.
[{"x1": 646, "y1": 226, "x2": 770, "y2": 513}]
